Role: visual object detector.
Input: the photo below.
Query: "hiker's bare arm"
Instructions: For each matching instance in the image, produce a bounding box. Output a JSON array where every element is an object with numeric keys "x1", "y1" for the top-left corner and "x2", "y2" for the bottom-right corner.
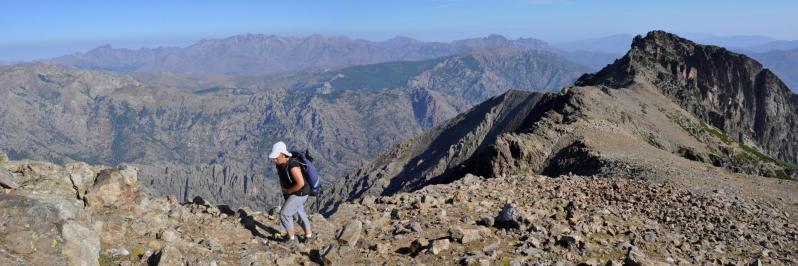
[{"x1": 284, "y1": 167, "x2": 305, "y2": 193}]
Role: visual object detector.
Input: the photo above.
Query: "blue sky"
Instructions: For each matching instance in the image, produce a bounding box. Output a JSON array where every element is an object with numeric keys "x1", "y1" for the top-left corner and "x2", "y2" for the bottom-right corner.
[{"x1": 2, "y1": 0, "x2": 797, "y2": 61}]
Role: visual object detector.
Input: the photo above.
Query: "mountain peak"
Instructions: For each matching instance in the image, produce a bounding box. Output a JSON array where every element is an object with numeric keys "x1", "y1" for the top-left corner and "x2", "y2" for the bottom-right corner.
[
  {"x1": 384, "y1": 36, "x2": 422, "y2": 45},
  {"x1": 577, "y1": 30, "x2": 798, "y2": 165},
  {"x1": 632, "y1": 30, "x2": 690, "y2": 48},
  {"x1": 486, "y1": 34, "x2": 508, "y2": 40},
  {"x1": 576, "y1": 30, "x2": 759, "y2": 88},
  {"x1": 90, "y1": 44, "x2": 114, "y2": 51}
]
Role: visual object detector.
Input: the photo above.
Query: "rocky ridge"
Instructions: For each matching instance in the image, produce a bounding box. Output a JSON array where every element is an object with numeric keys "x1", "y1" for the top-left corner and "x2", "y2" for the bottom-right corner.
[
  {"x1": 577, "y1": 31, "x2": 798, "y2": 165},
  {"x1": 1, "y1": 153, "x2": 795, "y2": 265},
  {"x1": 318, "y1": 31, "x2": 798, "y2": 215}
]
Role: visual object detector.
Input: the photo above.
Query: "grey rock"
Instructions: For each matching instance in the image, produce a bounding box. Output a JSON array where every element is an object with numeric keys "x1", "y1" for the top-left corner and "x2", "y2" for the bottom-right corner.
[
  {"x1": 556, "y1": 235, "x2": 580, "y2": 249},
  {"x1": 85, "y1": 165, "x2": 141, "y2": 209},
  {"x1": 624, "y1": 246, "x2": 647, "y2": 266},
  {"x1": 518, "y1": 246, "x2": 542, "y2": 256},
  {"x1": 199, "y1": 238, "x2": 224, "y2": 252},
  {"x1": 157, "y1": 229, "x2": 179, "y2": 242},
  {"x1": 154, "y1": 246, "x2": 183, "y2": 266},
  {"x1": 495, "y1": 203, "x2": 529, "y2": 229},
  {"x1": 61, "y1": 220, "x2": 101, "y2": 266},
  {"x1": 104, "y1": 248, "x2": 130, "y2": 257},
  {"x1": 478, "y1": 215, "x2": 495, "y2": 227},
  {"x1": 0, "y1": 194, "x2": 98, "y2": 266},
  {"x1": 430, "y1": 239, "x2": 450, "y2": 255},
  {"x1": 0, "y1": 168, "x2": 19, "y2": 189},
  {"x1": 449, "y1": 226, "x2": 482, "y2": 244},
  {"x1": 320, "y1": 244, "x2": 340, "y2": 266},
  {"x1": 409, "y1": 222, "x2": 423, "y2": 232},
  {"x1": 64, "y1": 161, "x2": 97, "y2": 199},
  {"x1": 410, "y1": 238, "x2": 430, "y2": 254},
  {"x1": 483, "y1": 238, "x2": 501, "y2": 255},
  {"x1": 337, "y1": 220, "x2": 362, "y2": 247}
]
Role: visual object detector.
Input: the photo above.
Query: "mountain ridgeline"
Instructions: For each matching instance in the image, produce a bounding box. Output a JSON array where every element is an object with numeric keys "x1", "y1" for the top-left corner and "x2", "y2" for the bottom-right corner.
[
  {"x1": 577, "y1": 31, "x2": 798, "y2": 165},
  {"x1": 50, "y1": 34, "x2": 566, "y2": 75},
  {"x1": 317, "y1": 31, "x2": 798, "y2": 214}
]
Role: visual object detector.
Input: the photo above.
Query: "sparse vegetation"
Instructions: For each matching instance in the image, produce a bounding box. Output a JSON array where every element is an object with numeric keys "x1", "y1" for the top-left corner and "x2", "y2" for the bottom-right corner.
[
  {"x1": 739, "y1": 143, "x2": 798, "y2": 170},
  {"x1": 699, "y1": 121, "x2": 733, "y2": 145},
  {"x1": 667, "y1": 112, "x2": 795, "y2": 179},
  {"x1": 774, "y1": 169, "x2": 790, "y2": 180},
  {"x1": 645, "y1": 133, "x2": 663, "y2": 149},
  {"x1": 192, "y1": 86, "x2": 225, "y2": 94},
  {"x1": 331, "y1": 57, "x2": 444, "y2": 91}
]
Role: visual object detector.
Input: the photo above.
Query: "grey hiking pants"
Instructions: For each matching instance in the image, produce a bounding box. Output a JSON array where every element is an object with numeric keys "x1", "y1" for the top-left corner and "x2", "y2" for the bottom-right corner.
[{"x1": 280, "y1": 194, "x2": 311, "y2": 232}]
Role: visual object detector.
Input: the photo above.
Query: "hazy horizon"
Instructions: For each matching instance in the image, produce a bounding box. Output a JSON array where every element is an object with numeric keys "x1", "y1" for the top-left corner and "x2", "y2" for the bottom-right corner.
[{"x1": 3, "y1": 0, "x2": 798, "y2": 61}]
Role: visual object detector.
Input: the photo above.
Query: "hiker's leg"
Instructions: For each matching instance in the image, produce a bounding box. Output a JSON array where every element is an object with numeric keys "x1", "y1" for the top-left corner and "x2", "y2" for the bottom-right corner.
[
  {"x1": 280, "y1": 195, "x2": 301, "y2": 238},
  {"x1": 295, "y1": 195, "x2": 312, "y2": 236}
]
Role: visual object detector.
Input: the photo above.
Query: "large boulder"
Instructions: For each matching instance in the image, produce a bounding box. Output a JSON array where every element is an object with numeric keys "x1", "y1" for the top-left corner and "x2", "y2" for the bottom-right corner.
[
  {"x1": 85, "y1": 165, "x2": 141, "y2": 209},
  {"x1": 0, "y1": 194, "x2": 100, "y2": 266},
  {"x1": 3, "y1": 160, "x2": 81, "y2": 202},
  {"x1": 449, "y1": 225, "x2": 482, "y2": 244},
  {"x1": 495, "y1": 203, "x2": 530, "y2": 230},
  {"x1": 0, "y1": 168, "x2": 19, "y2": 189},
  {"x1": 64, "y1": 161, "x2": 101, "y2": 199},
  {"x1": 337, "y1": 220, "x2": 363, "y2": 248}
]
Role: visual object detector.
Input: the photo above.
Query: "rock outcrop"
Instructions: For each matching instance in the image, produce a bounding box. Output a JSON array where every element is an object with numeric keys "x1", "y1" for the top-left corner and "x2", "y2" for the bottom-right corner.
[
  {"x1": 316, "y1": 90, "x2": 555, "y2": 214},
  {"x1": 318, "y1": 31, "x2": 798, "y2": 216},
  {"x1": 85, "y1": 165, "x2": 140, "y2": 209},
  {"x1": 0, "y1": 157, "x2": 108, "y2": 265},
  {"x1": 577, "y1": 30, "x2": 798, "y2": 165}
]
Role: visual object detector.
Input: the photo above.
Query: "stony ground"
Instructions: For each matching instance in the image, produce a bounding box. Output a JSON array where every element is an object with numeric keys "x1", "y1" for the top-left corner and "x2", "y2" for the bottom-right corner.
[
  {"x1": 2, "y1": 153, "x2": 796, "y2": 265},
  {"x1": 322, "y1": 174, "x2": 797, "y2": 265}
]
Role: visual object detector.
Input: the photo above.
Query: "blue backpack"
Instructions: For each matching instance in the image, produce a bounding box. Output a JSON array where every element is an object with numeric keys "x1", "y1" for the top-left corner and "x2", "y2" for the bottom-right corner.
[{"x1": 290, "y1": 149, "x2": 322, "y2": 196}]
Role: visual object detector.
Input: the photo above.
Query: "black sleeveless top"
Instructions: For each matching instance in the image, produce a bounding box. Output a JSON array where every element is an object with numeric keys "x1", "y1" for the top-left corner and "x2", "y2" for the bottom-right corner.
[{"x1": 277, "y1": 158, "x2": 311, "y2": 196}]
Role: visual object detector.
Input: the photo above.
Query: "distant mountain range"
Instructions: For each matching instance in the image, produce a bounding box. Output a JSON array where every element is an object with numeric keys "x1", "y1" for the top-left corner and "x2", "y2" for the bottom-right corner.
[
  {"x1": 49, "y1": 34, "x2": 577, "y2": 75},
  {"x1": 48, "y1": 32, "x2": 798, "y2": 92},
  {"x1": 744, "y1": 40, "x2": 798, "y2": 52},
  {"x1": 747, "y1": 48, "x2": 798, "y2": 90},
  {"x1": 1, "y1": 44, "x2": 588, "y2": 209}
]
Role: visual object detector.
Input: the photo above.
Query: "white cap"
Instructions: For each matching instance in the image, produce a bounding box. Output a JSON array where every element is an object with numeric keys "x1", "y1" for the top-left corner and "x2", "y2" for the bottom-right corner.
[{"x1": 268, "y1": 141, "x2": 292, "y2": 159}]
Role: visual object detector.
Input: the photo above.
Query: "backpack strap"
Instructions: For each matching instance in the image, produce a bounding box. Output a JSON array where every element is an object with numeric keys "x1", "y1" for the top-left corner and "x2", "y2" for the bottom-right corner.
[{"x1": 284, "y1": 158, "x2": 310, "y2": 195}]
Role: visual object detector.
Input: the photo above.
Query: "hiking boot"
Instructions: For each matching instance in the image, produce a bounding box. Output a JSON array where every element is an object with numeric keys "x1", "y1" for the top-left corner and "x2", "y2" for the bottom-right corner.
[
  {"x1": 303, "y1": 234, "x2": 316, "y2": 243},
  {"x1": 283, "y1": 237, "x2": 300, "y2": 247}
]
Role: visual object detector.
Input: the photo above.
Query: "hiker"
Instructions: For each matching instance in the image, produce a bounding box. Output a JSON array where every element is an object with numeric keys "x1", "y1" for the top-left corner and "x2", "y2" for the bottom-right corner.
[{"x1": 269, "y1": 141, "x2": 314, "y2": 242}]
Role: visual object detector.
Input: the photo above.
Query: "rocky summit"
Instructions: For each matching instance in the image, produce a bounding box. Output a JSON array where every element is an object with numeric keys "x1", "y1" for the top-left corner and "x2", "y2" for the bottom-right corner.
[
  {"x1": 318, "y1": 31, "x2": 798, "y2": 215},
  {"x1": 1, "y1": 155, "x2": 796, "y2": 265}
]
